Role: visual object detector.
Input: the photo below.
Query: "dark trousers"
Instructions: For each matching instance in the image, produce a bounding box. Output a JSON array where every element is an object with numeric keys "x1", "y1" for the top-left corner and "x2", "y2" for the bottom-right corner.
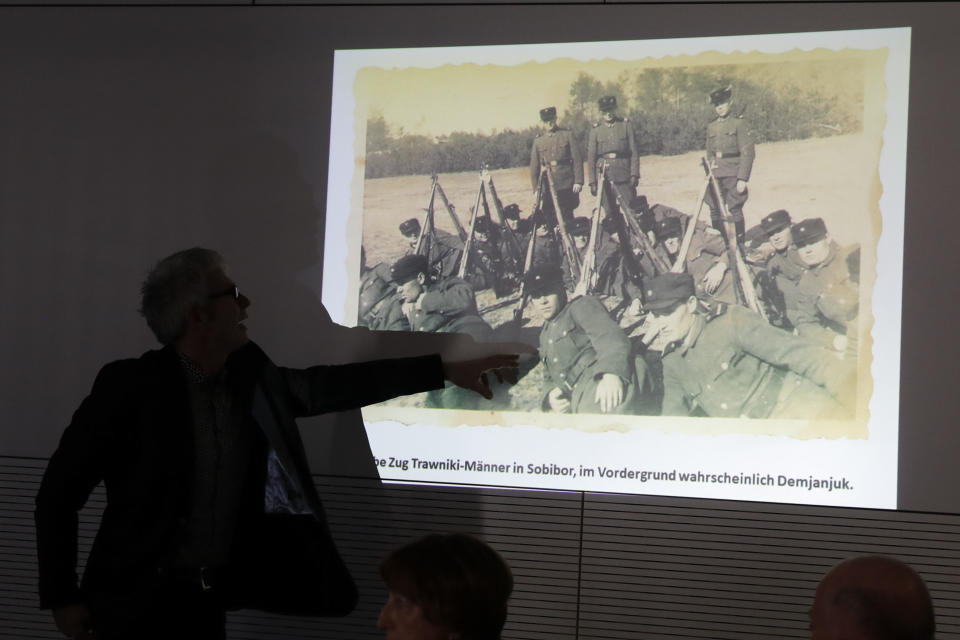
[
  {"x1": 88, "y1": 575, "x2": 227, "y2": 640},
  {"x1": 707, "y1": 175, "x2": 747, "y2": 241},
  {"x1": 541, "y1": 187, "x2": 580, "y2": 226}
]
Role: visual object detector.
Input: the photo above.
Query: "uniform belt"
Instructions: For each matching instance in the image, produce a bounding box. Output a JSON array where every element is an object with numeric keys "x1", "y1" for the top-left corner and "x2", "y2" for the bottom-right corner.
[
  {"x1": 547, "y1": 159, "x2": 571, "y2": 166},
  {"x1": 601, "y1": 152, "x2": 627, "y2": 159},
  {"x1": 715, "y1": 151, "x2": 740, "y2": 158}
]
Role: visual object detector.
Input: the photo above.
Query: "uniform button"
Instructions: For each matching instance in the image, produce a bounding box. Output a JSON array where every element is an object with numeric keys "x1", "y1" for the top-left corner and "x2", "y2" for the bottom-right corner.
[
  {"x1": 563, "y1": 331, "x2": 568, "y2": 336},
  {"x1": 706, "y1": 384, "x2": 712, "y2": 390},
  {"x1": 548, "y1": 339, "x2": 553, "y2": 344},
  {"x1": 721, "y1": 402, "x2": 728, "y2": 410},
  {"x1": 560, "y1": 373, "x2": 565, "y2": 378},
  {"x1": 553, "y1": 358, "x2": 559, "y2": 363},
  {"x1": 721, "y1": 362, "x2": 729, "y2": 371}
]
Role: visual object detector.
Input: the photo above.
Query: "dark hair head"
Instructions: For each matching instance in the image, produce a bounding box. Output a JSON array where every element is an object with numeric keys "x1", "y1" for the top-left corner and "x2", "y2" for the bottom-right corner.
[
  {"x1": 381, "y1": 533, "x2": 513, "y2": 640},
  {"x1": 817, "y1": 556, "x2": 935, "y2": 640},
  {"x1": 139, "y1": 248, "x2": 224, "y2": 346}
]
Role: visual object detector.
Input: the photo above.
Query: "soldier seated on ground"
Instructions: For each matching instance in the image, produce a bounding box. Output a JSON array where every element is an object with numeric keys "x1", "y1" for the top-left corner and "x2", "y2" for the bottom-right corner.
[
  {"x1": 527, "y1": 266, "x2": 651, "y2": 415},
  {"x1": 570, "y1": 216, "x2": 591, "y2": 255},
  {"x1": 742, "y1": 225, "x2": 791, "y2": 329},
  {"x1": 390, "y1": 254, "x2": 495, "y2": 409},
  {"x1": 466, "y1": 216, "x2": 518, "y2": 297},
  {"x1": 399, "y1": 216, "x2": 464, "y2": 282},
  {"x1": 358, "y1": 245, "x2": 402, "y2": 329},
  {"x1": 643, "y1": 272, "x2": 855, "y2": 419},
  {"x1": 788, "y1": 217, "x2": 860, "y2": 353},
  {"x1": 378, "y1": 533, "x2": 513, "y2": 640},
  {"x1": 502, "y1": 203, "x2": 528, "y2": 236},
  {"x1": 526, "y1": 209, "x2": 564, "y2": 275},
  {"x1": 653, "y1": 214, "x2": 736, "y2": 307},
  {"x1": 810, "y1": 555, "x2": 935, "y2": 640}
]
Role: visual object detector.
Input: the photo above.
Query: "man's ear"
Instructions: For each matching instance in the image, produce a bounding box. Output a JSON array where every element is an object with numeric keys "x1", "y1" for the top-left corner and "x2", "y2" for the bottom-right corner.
[
  {"x1": 188, "y1": 303, "x2": 209, "y2": 327},
  {"x1": 417, "y1": 273, "x2": 427, "y2": 286},
  {"x1": 686, "y1": 296, "x2": 699, "y2": 313}
]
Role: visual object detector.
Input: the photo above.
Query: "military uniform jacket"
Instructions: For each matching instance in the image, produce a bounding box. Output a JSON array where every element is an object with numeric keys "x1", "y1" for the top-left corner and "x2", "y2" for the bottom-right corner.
[
  {"x1": 539, "y1": 296, "x2": 632, "y2": 407},
  {"x1": 790, "y1": 242, "x2": 859, "y2": 345},
  {"x1": 652, "y1": 215, "x2": 735, "y2": 305},
  {"x1": 587, "y1": 118, "x2": 639, "y2": 185},
  {"x1": 358, "y1": 262, "x2": 395, "y2": 326},
  {"x1": 768, "y1": 246, "x2": 805, "y2": 283},
  {"x1": 661, "y1": 305, "x2": 849, "y2": 418},
  {"x1": 706, "y1": 115, "x2": 755, "y2": 181},
  {"x1": 530, "y1": 126, "x2": 585, "y2": 191},
  {"x1": 416, "y1": 228, "x2": 464, "y2": 282},
  {"x1": 409, "y1": 278, "x2": 493, "y2": 341}
]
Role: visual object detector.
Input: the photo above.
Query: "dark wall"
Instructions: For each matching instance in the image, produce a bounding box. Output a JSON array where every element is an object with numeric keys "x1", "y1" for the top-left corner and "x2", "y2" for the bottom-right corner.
[{"x1": 0, "y1": 4, "x2": 957, "y2": 512}]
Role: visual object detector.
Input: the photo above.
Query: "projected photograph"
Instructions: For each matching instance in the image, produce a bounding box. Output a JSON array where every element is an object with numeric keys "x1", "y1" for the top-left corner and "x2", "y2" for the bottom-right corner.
[{"x1": 326, "y1": 29, "x2": 908, "y2": 507}]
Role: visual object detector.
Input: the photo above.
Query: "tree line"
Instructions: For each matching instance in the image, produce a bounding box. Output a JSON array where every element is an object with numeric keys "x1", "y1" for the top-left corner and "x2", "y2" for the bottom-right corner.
[{"x1": 365, "y1": 63, "x2": 862, "y2": 179}]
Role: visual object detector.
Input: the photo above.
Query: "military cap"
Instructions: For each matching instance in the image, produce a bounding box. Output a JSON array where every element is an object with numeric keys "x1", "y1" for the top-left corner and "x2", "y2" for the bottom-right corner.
[
  {"x1": 630, "y1": 196, "x2": 655, "y2": 232},
  {"x1": 473, "y1": 216, "x2": 496, "y2": 236},
  {"x1": 531, "y1": 208, "x2": 555, "y2": 228},
  {"x1": 502, "y1": 203, "x2": 521, "y2": 220},
  {"x1": 645, "y1": 273, "x2": 697, "y2": 312},
  {"x1": 399, "y1": 218, "x2": 421, "y2": 237},
  {"x1": 655, "y1": 216, "x2": 683, "y2": 240},
  {"x1": 390, "y1": 254, "x2": 429, "y2": 285},
  {"x1": 710, "y1": 86, "x2": 732, "y2": 106},
  {"x1": 524, "y1": 265, "x2": 565, "y2": 297},
  {"x1": 630, "y1": 195, "x2": 652, "y2": 217},
  {"x1": 743, "y1": 224, "x2": 769, "y2": 250},
  {"x1": 600, "y1": 214, "x2": 618, "y2": 234},
  {"x1": 539, "y1": 106, "x2": 557, "y2": 122},
  {"x1": 598, "y1": 95, "x2": 618, "y2": 113},
  {"x1": 791, "y1": 217, "x2": 828, "y2": 247},
  {"x1": 570, "y1": 216, "x2": 591, "y2": 237},
  {"x1": 760, "y1": 209, "x2": 792, "y2": 234}
]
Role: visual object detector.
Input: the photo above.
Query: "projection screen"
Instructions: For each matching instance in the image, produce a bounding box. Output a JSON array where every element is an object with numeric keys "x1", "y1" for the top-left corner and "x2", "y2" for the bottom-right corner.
[{"x1": 323, "y1": 28, "x2": 909, "y2": 509}]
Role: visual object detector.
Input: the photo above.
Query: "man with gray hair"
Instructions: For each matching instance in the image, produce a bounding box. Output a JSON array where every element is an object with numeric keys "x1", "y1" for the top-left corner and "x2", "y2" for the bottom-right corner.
[
  {"x1": 810, "y1": 555, "x2": 935, "y2": 640},
  {"x1": 35, "y1": 247, "x2": 523, "y2": 640}
]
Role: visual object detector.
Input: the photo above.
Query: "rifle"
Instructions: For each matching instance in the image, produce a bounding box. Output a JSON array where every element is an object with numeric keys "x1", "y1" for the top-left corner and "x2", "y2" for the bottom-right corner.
[
  {"x1": 482, "y1": 170, "x2": 523, "y2": 265},
  {"x1": 544, "y1": 165, "x2": 582, "y2": 284},
  {"x1": 512, "y1": 171, "x2": 546, "y2": 324},
  {"x1": 414, "y1": 183, "x2": 436, "y2": 257},
  {"x1": 457, "y1": 203, "x2": 480, "y2": 280},
  {"x1": 432, "y1": 174, "x2": 468, "y2": 242},
  {"x1": 700, "y1": 157, "x2": 765, "y2": 318},
  {"x1": 606, "y1": 181, "x2": 671, "y2": 274},
  {"x1": 574, "y1": 163, "x2": 606, "y2": 297},
  {"x1": 671, "y1": 174, "x2": 712, "y2": 273}
]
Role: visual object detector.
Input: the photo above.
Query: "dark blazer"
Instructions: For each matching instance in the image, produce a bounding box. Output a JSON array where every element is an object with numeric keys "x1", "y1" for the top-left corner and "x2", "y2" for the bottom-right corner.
[{"x1": 35, "y1": 342, "x2": 444, "y2": 614}]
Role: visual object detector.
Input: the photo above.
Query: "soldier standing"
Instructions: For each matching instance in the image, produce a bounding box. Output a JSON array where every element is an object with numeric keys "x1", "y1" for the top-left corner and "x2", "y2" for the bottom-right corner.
[
  {"x1": 643, "y1": 273, "x2": 854, "y2": 419},
  {"x1": 530, "y1": 106, "x2": 584, "y2": 225},
  {"x1": 587, "y1": 96, "x2": 639, "y2": 216},
  {"x1": 705, "y1": 86, "x2": 755, "y2": 243}
]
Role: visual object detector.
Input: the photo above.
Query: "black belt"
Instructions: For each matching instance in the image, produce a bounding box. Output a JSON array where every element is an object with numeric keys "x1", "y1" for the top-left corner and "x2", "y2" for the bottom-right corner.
[
  {"x1": 715, "y1": 151, "x2": 741, "y2": 158},
  {"x1": 601, "y1": 152, "x2": 628, "y2": 159}
]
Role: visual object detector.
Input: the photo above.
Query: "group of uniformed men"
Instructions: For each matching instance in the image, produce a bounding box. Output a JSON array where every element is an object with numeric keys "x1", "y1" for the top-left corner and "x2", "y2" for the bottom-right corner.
[{"x1": 360, "y1": 88, "x2": 861, "y2": 419}]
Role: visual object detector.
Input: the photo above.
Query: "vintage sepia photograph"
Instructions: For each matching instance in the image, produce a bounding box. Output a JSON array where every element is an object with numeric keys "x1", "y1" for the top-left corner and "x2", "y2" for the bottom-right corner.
[{"x1": 328, "y1": 30, "x2": 905, "y2": 440}]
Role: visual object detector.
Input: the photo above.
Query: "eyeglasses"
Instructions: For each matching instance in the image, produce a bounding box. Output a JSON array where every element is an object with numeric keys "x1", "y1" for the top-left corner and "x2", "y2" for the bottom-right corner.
[{"x1": 208, "y1": 285, "x2": 240, "y2": 301}]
